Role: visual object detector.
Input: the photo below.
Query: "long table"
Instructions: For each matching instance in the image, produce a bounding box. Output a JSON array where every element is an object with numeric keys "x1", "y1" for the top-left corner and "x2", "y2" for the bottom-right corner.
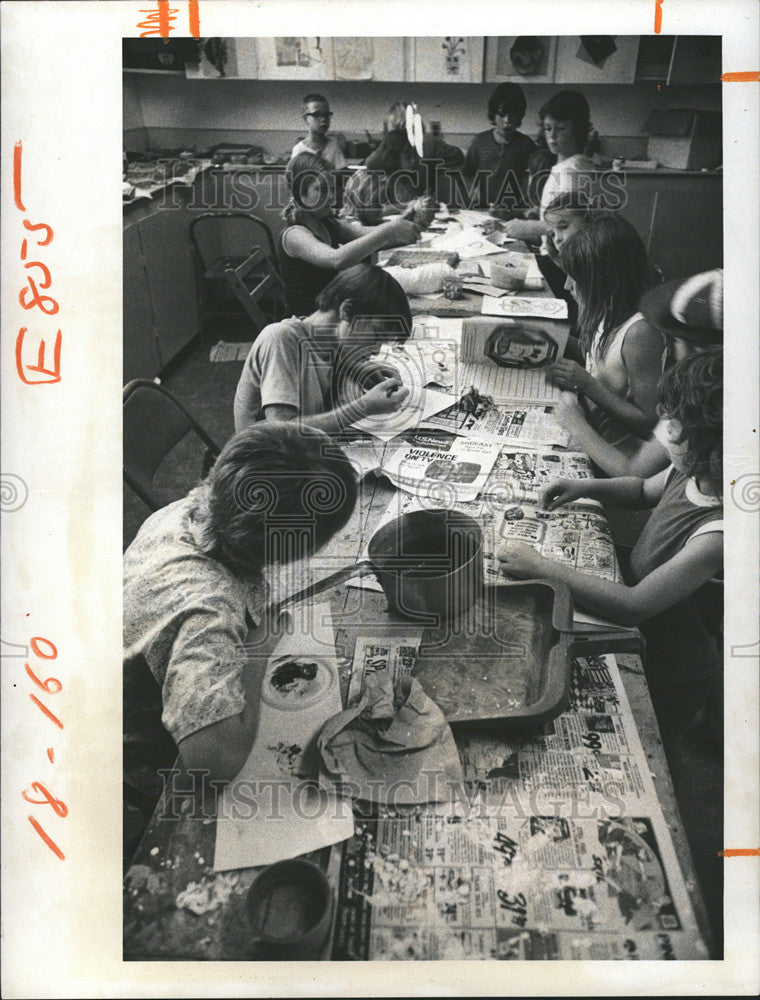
[
  {"x1": 123, "y1": 475, "x2": 713, "y2": 960},
  {"x1": 123, "y1": 211, "x2": 713, "y2": 960}
]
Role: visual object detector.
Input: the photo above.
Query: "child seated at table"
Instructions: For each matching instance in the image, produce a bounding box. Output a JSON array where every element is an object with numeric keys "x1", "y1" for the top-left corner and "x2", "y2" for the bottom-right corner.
[
  {"x1": 556, "y1": 268, "x2": 724, "y2": 478},
  {"x1": 502, "y1": 89, "x2": 596, "y2": 244},
  {"x1": 234, "y1": 263, "x2": 412, "y2": 431},
  {"x1": 463, "y1": 83, "x2": 537, "y2": 211},
  {"x1": 544, "y1": 213, "x2": 672, "y2": 463},
  {"x1": 363, "y1": 101, "x2": 465, "y2": 204},
  {"x1": 279, "y1": 151, "x2": 421, "y2": 315},
  {"x1": 340, "y1": 169, "x2": 437, "y2": 227},
  {"x1": 291, "y1": 93, "x2": 347, "y2": 169},
  {"x1": 124, "y1": 422, "x2": 358, "y2": 793},
  {"x1": 498, "y1": 348, "x2": 723, "y2": 782}
]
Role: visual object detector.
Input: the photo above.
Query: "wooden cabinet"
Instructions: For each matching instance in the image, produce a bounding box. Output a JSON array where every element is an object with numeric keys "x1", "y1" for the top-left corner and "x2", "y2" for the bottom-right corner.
[
  {"x1": 554, "y1": 35, "x2": 640, "y2": 84},
  {"x1": 485, "y1": 36, "x2": 557, "y2": 84},
  {"x1": 618, "y1": 172, "x2": 722, "y2": 280},
  {"x1": 668, "y1": 36, "x2": 722, "y2": 85},
  {"x1": 123, "y1": 224, "x2": 162, "y2": 383},
  {"x1": 123, "y1": 194, "x2": 200, "y2": 382},
  {"x1": 635, "y1": 35, "x2": 721, "y2": 84}
]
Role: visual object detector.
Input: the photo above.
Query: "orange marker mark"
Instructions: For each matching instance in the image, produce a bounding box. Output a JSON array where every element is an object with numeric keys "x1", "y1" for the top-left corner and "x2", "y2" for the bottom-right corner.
[
  {"x1": 654, "y1": 0, "x2": 664, "y2": 34},
  {"x1": 188, "y1": 0, "x2": 200, "y2": 38},
  {"x1": 157, "y1": 0, "x2": 171, "y2": 36},
  {"x1": 28, "y1": 816, "x2": 65, "y2": 860},
  {"x1": 47, "y1": 747, "x2": 55, "y2": 763},
  {"x1": 721, "y1": 71, "x2": 760, "y2": 82},
  {"x1": 15, "y1": 328, "x2": 62, "y2": 385},
  {"x1": 718, "y1": 848, "x2": 760, "y2": 857},
  {"x1": 13, "y1": 141, "x2": 25, "y2": 211},
  {"x1": 29, "y1": 693, "x2": 63, "y2": 729}
]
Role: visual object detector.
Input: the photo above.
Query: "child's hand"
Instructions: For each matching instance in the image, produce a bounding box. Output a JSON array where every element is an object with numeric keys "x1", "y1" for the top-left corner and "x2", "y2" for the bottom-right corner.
[
  {"x1": 538, "y1": 477, "x2": 585, "y2": 511},
  {"x1": 497, "y1": 541, "x2": 547, "y2": 579},
  {"x1": 546, "y1": 359, "x2": 590, "y2": 394},
  {"x1": 359, "y1": 377, "x2": 410, "y2": 416},
  {"x1": 354, "y1": 360, "x2": 401, "y2": 390},
  {"x1": 385, "y1": 218, "x2": 422, "y2": 246},
  {"x1": 555, "y1": 391, "x2": 590, "y2": 450}
]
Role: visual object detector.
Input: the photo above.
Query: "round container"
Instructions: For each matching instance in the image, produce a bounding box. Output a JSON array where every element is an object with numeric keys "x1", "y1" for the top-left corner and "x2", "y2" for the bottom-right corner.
[
  {"x1": 490, "y1": 260, "x2": 528, "y2": 291},
  {"x1": 367, "y1": 509, "x2": 484, "y2": 624},
  {"x1": 247, "y1": 859, "x2": 334, "y2": 961}
]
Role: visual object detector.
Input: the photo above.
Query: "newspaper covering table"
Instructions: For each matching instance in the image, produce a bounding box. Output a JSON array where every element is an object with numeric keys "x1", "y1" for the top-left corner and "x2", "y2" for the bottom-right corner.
[{"x1": 331, "y1": 651, "x2": 708, "y2": 961}]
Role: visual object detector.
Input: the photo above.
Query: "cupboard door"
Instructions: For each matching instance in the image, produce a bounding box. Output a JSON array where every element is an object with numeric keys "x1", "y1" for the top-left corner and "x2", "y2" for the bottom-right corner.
[
  {"x1": 647, "y1": 178, "x2": 722, "y2": 280},
  {"x1": 554, "y1": 35, "x2": 639, "y2": 84},
  {"x1": 138, "y1": 208, "x2": 200, "y2": 368},
  {"x1": 123, "y1": 224, "x2": 162, "y2": 383},
  {"x1": 412, "y1": 37, "x2": 484, "y2": 82},
  {"x1": 668, "y1": 35, "x2": 721, "y2": 85},
  {"x1": 485, "y1": 36, "x2": 557, "y2": 84}
]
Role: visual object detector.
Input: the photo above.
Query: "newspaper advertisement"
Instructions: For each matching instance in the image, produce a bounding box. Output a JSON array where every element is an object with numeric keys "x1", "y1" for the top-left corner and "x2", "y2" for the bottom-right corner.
[
  {"x1": 332, "y1": 655, "x2": 706, "y2": 961},
  {"x1": 482, "y1": 448, "x2": 595, "y2": 505},
  {"x1": 367, "y1": 488, "x2": 621, "y2": 589},
  {"x1": 420, "y1": 402, "x2": 570, "y2": 450},
  {"x1": 347, "y1": 635, "x2": 423, "y2": 708},
  {"x1": 380, "y1": 430, "x2": 501, "y2": 503}
]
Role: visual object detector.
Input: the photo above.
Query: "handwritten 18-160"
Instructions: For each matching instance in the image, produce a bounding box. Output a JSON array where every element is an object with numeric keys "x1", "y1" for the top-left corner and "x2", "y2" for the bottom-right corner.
[{"x1": 21, "y1": 636, "x2": 67, "y2": 860}]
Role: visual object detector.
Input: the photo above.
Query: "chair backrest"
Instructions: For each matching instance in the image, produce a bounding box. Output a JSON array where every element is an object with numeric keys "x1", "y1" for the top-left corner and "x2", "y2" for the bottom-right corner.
[
  {"x1": 189, "y1": 211, "x2": 278, "y2": 273},
  {"x1": 224, "y1": 246, "x2": 287, "y2": 332},
  {"x1": 123, "y1": 379, "x2": 220, "y2": 511}
]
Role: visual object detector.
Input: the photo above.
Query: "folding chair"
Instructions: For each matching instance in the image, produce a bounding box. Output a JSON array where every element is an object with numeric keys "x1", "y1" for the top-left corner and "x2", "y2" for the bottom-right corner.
[
  {"x1": 189, "y1": 212, "x2": 286, "y2": 341},
  {"x1": 224, "y1": 246, "x2": 288, "y2": 333},
  {"x1": 123, "y1": 379, "x2": 221, "y2": 512}
]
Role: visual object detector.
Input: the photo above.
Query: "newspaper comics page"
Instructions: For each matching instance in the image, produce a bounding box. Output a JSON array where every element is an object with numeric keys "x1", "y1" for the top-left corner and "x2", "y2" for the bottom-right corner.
[
  {"x1": 420, "y1": 402, "x2": 570, "y2": 450},
  {"x1": 332, "y1": 654, "x2": 706, "y2": 961},
  {"x1": 482, "y1": 448, "x2": 595, "y2": 505}
]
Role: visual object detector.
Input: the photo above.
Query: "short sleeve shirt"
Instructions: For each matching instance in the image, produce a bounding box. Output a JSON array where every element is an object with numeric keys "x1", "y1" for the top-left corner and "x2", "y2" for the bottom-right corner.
[
  {"x1": 123, "y1": 490, "x2": 268, "y2": 745},
  {"x1": 291, "y1": 136, "x2": 347, "y2": 169},
  {"x1": 233, "y1": 317, "x2": 333, "y2": 429}
]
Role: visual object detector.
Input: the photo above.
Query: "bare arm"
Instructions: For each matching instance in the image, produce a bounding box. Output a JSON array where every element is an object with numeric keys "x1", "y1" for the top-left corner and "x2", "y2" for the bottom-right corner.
[
  {"x1": 554, "y1": 394, "x2": 671, "y2": 478},
  {"x1": 538, "y1": 470, "x2": 668, "y2": 513},
  {"x1": 282, "y1": 219, "x2": 420, "y2": 271},
  {"x1": 548, "y1": 321, "x2": 665, "y2": 439},
  {"x1": 263, "y1": 377, "x2": 410, "y2": 434},
  {"x1": 498, "y1": 531, "x2": 722, "y2": 627}
]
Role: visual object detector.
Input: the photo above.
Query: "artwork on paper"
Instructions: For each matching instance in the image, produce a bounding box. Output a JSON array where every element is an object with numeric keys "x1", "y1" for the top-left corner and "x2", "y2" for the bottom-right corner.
[
  {"x1": 442, "y1": 36, "x2": 467, "y2": 75},
  {"x1": 275, "y1": 36, "x2": 325, "y2": 68},
  {"x1": 333, "y1": 37, "x2": 374, "y2": 79}
]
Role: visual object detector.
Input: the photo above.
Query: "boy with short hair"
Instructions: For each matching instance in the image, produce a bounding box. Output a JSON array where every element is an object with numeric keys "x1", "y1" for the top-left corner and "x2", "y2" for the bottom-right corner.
[
  {"x1": 124, "y1": 422, "x2": 358, "y2": 790},
  {"x1": 463, "y1": 82, "x2": 537, "y2": 211},
  {"x1": 291, "y1": 93, "x2": 347, "y2": 169}
]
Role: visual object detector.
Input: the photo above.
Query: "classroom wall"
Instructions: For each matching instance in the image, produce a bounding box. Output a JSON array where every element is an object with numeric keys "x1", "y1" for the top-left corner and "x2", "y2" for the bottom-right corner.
[{"x1": 123, "y1": 74, "x2": 722, "y2": 161}]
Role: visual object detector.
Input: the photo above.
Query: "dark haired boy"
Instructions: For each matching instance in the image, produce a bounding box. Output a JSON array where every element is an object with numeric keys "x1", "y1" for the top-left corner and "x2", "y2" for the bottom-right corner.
[{"x1": 463, "y1": 82, "x2": 537, "y2": 211}]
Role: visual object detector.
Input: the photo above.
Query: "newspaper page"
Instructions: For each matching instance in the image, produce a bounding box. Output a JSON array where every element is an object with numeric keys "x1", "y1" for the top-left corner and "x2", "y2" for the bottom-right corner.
[
  {"x1": 482, "y1": 448, "x2": 595, "y2": 505},
  {"x1": 332, "y1": 654, "x2": 707, "y2": 961},
  {"x1": 420, "y1": 402, "x2": 570, "y2": 450},
  {"x1": 380, "y1": 430, "x2": 501, "y2": 503}
]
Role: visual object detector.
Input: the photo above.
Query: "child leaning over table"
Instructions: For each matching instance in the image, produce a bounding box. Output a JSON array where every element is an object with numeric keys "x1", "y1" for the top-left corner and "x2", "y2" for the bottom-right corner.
[
  {"x1": 123, "y1": 422, "x2": 358, "y2": 800},
  {"x1": 498, "y1": 349, "x2": 723, "y2": 783}
]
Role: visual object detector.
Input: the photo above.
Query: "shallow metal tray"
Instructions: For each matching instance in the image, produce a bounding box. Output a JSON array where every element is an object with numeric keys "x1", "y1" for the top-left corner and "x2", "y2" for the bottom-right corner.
[{"x1": 412, "y1": 579, "x2": 575, "y2": 730}]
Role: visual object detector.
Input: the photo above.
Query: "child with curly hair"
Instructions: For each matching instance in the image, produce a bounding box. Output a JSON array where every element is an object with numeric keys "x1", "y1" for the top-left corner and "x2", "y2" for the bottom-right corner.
[{"x1": 498, "y1": 349, "x2": 724, "y2": 780}]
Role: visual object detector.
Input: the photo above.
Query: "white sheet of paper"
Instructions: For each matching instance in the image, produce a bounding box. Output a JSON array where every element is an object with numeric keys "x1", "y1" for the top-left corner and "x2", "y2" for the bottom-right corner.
[
  {"x1": 214, "y1": 603, "x2": 354, "y2": 871},
  {"x1": 481, "y1": 295, "x2": 569, "y2": 319},
  {"x1": 351, "y1": 386, "x2": 455, "y2": 441}
]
